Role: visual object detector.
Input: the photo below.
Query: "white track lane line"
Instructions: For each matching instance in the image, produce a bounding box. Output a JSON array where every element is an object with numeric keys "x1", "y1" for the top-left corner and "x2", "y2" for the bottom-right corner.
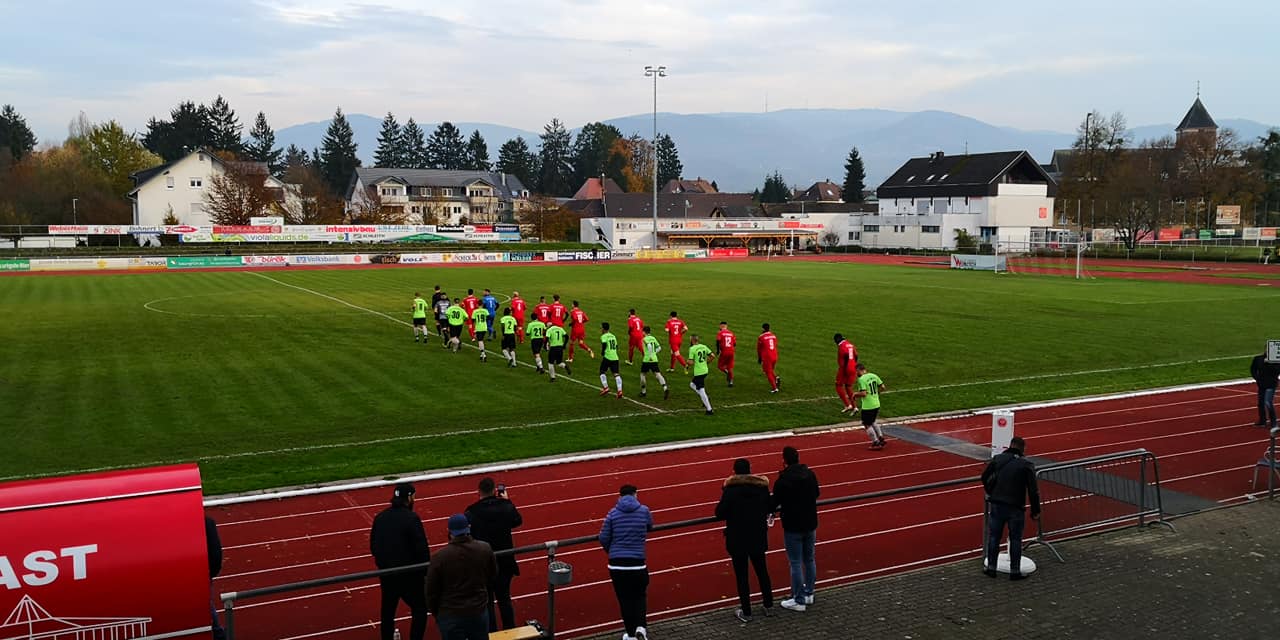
[{"x1": 248, "y1": 271, "x2": 666, "y2": 413}]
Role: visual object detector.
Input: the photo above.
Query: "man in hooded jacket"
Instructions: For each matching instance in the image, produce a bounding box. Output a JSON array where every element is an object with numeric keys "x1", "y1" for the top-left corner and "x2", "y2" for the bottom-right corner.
[
  {"x1": 772, "y1": 446, "x2": 820, "y2": 611},
  {"x1": 715, "y1": 458, "x2": 774, "y2": 622},
  {"x1": 600, "y1": 484, "x2": 654, "y2": 640}
]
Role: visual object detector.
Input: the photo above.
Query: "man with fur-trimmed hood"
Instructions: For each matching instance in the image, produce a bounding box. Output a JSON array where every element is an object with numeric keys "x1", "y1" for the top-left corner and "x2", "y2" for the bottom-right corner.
[{"x1": 714, "y1": 458, "x2": 774, "y2": 622}]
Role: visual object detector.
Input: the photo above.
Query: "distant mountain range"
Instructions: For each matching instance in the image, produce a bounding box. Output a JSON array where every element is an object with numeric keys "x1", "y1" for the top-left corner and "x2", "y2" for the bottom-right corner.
[{"x1": 276, "y1": 110, "x2": 1276, "y2": 193}]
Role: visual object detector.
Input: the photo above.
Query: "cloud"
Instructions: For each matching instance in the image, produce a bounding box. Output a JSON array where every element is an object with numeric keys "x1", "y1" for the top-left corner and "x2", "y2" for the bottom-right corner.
[{"x1": 8, "y1": 0, "x2": 1277, "y2": 143}]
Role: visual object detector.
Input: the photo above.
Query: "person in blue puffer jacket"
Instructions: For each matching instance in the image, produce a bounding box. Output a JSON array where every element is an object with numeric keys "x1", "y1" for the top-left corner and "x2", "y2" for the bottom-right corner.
[{"x1": 599, "y1": 484, "x2": 654, "y2": 640}]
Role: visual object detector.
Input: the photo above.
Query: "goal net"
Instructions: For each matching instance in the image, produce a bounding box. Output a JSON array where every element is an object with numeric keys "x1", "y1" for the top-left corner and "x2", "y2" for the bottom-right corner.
[{"x1": 995, "y1": 241, "x2": 1092, "y2": 279}]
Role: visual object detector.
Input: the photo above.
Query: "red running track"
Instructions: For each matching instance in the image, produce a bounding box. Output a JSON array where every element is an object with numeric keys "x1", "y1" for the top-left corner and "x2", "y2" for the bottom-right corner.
[{"x1": 206, "y1": 382, "x2": 1272, "y2": 639}]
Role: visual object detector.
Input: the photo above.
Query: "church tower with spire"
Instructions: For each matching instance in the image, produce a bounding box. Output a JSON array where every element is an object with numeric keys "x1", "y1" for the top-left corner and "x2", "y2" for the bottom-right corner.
[{"x1": 1175, "y1": 90, "x2": 1218, "y2": 147}]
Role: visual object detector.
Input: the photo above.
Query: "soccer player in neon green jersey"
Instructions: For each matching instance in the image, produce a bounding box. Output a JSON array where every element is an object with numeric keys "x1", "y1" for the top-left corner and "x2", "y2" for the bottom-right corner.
[
  {"x1": 471, "y1": 306, "x2": 491, "y2": 362},
  {"x1": 445, "y1": 298, "x2": 467, "y2": 353},
  {"x1": 545, "y1": 323, "x2": 568, "y2": 380},
  {"x1": 852, "y1": 362, "x2": 887, "y2": 449},
  {"x1": 598, "y1": 322, "x2": 623, "y2": 398},
  {"x1": 687, "y1": 334, "x2": 714, "y2": 415},
  {"x1": 411, "y1": 292, "x2": 429, "y2": 343},
  {"x1": 527, "y1": 317, "x2": 548, "y2": 374},
  {"x1": 498, "y1": 308, "x2": 519, "y2": 368},
  {"x1": 639, "y1": 326, "x2": 669, "y2": 399}
]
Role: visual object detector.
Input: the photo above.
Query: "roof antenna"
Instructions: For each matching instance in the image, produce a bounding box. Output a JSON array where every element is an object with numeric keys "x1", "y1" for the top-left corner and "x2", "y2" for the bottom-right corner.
[
  {"x1": 964, "y1": 141, "x2": 968, "y2": 155},
  {"x1": 1196, "y1": 80, "x2": 1200, "y2": 98}
]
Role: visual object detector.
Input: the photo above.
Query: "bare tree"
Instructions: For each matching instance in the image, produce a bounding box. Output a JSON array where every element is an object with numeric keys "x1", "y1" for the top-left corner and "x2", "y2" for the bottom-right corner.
[
  {"x1": 349, "y1": 185, "x2": 409, "y2": 224},
  {"x1": 1099, "y1": 137, "x2": 1176, "y2": 249},
  {"x1": 1177, "y1": 129, "x2": 1261, "y2": 227},
  {"x1": 516, "y1": 194, "x2": 576, "y2": 241},
  {"x1": 282, "y1": 164, "x2": 345, "y2": 224},
  {"x1": 203, "y1": 160, "x2": 274, "y2": 225}
]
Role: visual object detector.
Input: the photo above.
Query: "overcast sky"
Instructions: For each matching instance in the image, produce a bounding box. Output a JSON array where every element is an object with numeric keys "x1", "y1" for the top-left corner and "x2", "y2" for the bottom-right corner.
[{"x1": 5, "y1": 0, "x2": 1276, "y2": 143}]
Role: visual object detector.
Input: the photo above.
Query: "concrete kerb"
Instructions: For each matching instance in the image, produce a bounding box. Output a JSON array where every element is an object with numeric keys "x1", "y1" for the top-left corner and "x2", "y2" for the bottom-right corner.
[{"x1": 203, "y1": 378, "x2": 1250, "y2": 507}]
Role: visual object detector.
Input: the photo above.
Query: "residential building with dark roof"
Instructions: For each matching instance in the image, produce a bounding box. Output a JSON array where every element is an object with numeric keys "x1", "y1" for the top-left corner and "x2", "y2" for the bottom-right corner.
[
  {"x1": 661, "y1": 177, "x2": 718, "y2": 194},
  {"x1": 127, "y1": 149, "x2": 300, "y2": 226},
  {"x1": 346, "y1": 168, "x2": 530, "y2": 224},
  {"x1": 794, "y1": 180, "x2": 843, "y2": 203},
  {"x1": 869, "y1": 150, "x2": 1057, "y2": 249}
]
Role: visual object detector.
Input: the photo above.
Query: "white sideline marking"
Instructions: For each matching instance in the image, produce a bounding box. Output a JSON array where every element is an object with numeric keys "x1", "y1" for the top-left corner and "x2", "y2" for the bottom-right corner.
[{"x1": 247, "y1": 271, "x2": 666, "y2": 413}]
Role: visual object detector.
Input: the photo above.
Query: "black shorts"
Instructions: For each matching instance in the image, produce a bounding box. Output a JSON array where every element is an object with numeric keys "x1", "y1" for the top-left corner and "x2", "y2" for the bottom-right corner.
[
  {"x1": 861, "y1": 408, "x2": 880, "y2": 427},
  {"x1": 501, "y1": 334, "x2": 517, "y2": 350},
  {"x1": 691, "y1": 374, "x2": 707, "y2": 390},
  {"x1": 599, "y1": 359, "x2": 620, "y2": 375},
  {"x1": 449, "y1": 324, "x2": 463, "y2": 338},
  {"x1": 413, "y1": 317, "x2": 427, "y2": 326},
  {"x1": 640, "y1": 362, "x2": 660, "y2": 373},
  {"x1": 548, "y1": 346, "x2": 565, "y2": 364},
  {"x1": 531, "y1": 339, "x2": 544, "y2": 355}
]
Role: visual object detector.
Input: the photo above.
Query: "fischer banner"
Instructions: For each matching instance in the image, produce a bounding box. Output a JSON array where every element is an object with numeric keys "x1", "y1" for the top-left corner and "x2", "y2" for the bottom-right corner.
[{"x1": 0, "y1": 464, "x2": 211, "y2": 638}]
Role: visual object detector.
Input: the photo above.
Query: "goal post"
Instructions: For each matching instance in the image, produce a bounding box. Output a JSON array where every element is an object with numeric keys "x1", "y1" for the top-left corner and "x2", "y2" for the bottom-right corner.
[{"x1": 999, "y1": 240, "x2": 1091, "y2": 279}]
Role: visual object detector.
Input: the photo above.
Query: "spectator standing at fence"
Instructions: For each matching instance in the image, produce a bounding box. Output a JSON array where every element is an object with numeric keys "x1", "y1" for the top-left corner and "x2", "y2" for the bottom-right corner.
[
  {"x1": 599, "y1": 484, "x2": 654, "y2": 640},
  {"x1": 982, "y1": 436, "x2": 1041, "y2": 581},
  {"x1": 206, "y1": 516, "x2": 226, "y2": 640},
  {"x1": 370, "y1": 483, "x2": 430, "y2": 640},
  {"x1": 464, "y1": 478, "x2": 524, "y2": 632},
  {"x1": 1251, "y1": 350, "x2": 1280, "y2": 429},
  {"x1": 426, "y1": 514, "x2": 498, "y2": 640},
  {"x1": 714, "y1": 458, "x2": 774, "y2": 623},
  {"x1": 773, "y1": 446, "x2": 819, "y2": 611}
]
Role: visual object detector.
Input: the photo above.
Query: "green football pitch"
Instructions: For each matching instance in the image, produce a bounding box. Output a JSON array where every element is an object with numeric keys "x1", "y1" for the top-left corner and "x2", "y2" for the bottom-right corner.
[{"x1": 2, "y1": 260, "x2": 1274, "y2": 494}]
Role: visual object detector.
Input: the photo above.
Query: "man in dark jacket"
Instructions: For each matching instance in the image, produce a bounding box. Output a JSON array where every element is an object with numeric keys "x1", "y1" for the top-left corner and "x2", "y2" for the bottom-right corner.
[
  {"x1": 206, "y1": 516, "x2": 226, "y2": 640},
  {"x1": 464, "y1": 477, "x2": 523, "y2": 632},
  {"x1": 1251, "y1": 350, "x2": 1280, "y2": 429},
  {"x1": 982, "y1": 437, "x2": 1041, "y2": 581},
  {"x1": 600, "y1": 484, "x2": 654, "y2": 640},
  {"x1": 772, "y1": 446, "x2": 819, "y2": 611},
  {"x1": 426, "y1": 514, "x2": 498, "y2": 640},
  {"x1": 369, "y1": 483, "x2": 431, "y2": 640},
  {"x1": 715, "y1": 458, "x2": 773, "y2": 622}
]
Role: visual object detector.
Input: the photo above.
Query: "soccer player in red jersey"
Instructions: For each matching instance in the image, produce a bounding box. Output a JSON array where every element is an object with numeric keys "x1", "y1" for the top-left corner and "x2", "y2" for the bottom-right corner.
[
  {"x1": 533, "y1": 296, "x2": 552, "y2": 326},
  {"x1": 757, "y1": 323, "x2": 780, "y2": 393},
  {"x1": 462, "y1": 289, "x2": 480, "y2": 340},
  {"x1": 549, "y1": 294, "x2": 568, "y2": 328},
  {"x1": 664, "y1": 311, "x2": 690, "y2": 372},
  {"x1": 511, "y1": 291, "x2": 528, "y2": 343},
  {"x1": 567, "y1": 300, "x2": 595, "y2": 361},
  {"x1": 715, "y1": 321, "x2": 737, "y2": 387},
  {"x1": 625, "y1": 309, "x2": 644, "y2": 364},
  {"x1": 834, "y1": 332, "x2": 860, "y2": 412}
]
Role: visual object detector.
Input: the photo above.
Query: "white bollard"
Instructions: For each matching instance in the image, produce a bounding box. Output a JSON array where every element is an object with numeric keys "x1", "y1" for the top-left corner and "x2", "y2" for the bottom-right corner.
[{"x1": 991, "y1": 409, "x2": 1015, "y2": 458}]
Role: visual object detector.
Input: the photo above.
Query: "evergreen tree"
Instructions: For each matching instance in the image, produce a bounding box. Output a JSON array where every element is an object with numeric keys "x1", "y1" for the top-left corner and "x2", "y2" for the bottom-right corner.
[
  {"x1": 655, "y1": 133, "x2": 682, "y2": 188},
  {"x1": 496, "y1": 137, "x2": 539, "y2": 190},
  {"x1": 373, "y1": 112, "x2": 404, "y2": 168},
  {"x1": 207, "y1": 95, "x2": 242, "y2": 154},
  {"x1": 466, "y1": 130, "x2": 490, "y2": 171},
  {"x1": 283, "y1": 144, "x2": 309, "y2": 171},
  {"x1": 244, "y1": 112, "x2": 283, "y2": 174},
  {"x1": 426, "y1": 121, "x2": 468, "y2": 169},
  {"x1": 571, "y1": 122, "x2": 624, "y2": 188},
  {"x1": 842, "y1": 145, "x2": 866, "y2": 203},
  {"x1": 400, "y1": 118, "x2": 428, "y2": 169},
  {"x1": 318, "y1": 107, "x2": 360, "y2": 195},
  {"x1": 760, "y1": 171, "x2": 790, "y2": 203},
  {"x1": 0, "y1": 104, "x2": 38, "y2": 161},
  {"x1": 142, "y1": 101, "x2": 213, "y2": 161},
  {"x1": 537, "y1": 118, "x2": 574, "y2": 196}
]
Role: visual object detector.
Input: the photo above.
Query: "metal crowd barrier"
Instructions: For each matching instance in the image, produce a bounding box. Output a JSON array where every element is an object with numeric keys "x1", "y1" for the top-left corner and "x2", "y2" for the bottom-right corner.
[
  {"x1": 1025, "y1": 449, "x2": 1173, "y2": 563},
  {"x1": 219, "y1": 449, "x2": 1170, "y2": 639}
]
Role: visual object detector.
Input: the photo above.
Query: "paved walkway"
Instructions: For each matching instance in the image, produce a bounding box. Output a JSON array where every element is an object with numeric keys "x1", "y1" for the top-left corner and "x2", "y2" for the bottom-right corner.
[{"x1": 586, "y1": 500, "x2": 1280, "y2": 640}]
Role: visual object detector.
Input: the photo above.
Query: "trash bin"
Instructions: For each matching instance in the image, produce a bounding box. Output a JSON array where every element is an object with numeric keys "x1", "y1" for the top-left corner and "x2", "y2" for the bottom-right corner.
[{"x1": 548, "y1": 561, "x2": 572, "y2": 586}]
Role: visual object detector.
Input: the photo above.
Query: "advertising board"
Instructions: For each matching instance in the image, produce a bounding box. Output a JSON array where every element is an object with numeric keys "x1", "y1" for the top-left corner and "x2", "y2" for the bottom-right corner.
[{"x1": 0, "y1": 464, "x2": 210, "y2": 639}]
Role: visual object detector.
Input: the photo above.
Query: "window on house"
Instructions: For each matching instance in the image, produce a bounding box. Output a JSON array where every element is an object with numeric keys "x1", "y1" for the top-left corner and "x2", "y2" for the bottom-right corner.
[
  {"x1": 939, "y1": 173, "x2": 949, "y2": 181},
  {"x1": 443, "y1": 188, "x2": 455, "y2": 196},
  {"x1": 411, "y1": 206, "x2": 420, "y2": 214},
  {"x1": 894, "y1": 225, "x2": 907, "y2": 233},
  {"x1": 925, "y1": 174, "x2": 935, "y2": 181},
  {"x1": 980, "y1": 226, "x2": 998, "y2": 238},
  {"x1": 190, "y1": 202, "x2": 204, "y2": 214},
  {"x1": 453, "y1": 206, "x2": 461, "y2": 214},
  {"x1": 863, "y1": 225, "x2": 879, "y2": 232},
  {"x1": 198, "y1": 153, "x2": 205, "y2": 162},
  {"x1": 190, "y1": 178, "x2": 202, "y2": 188},
  {"x1": 905, "y1": 176, "x2": 915, "y2": 182},
  {"x1": 922, "y1": 225, "x2": 940, "y2": 233},
  {"x1": 848, "y1": 231, "x2": 860, "y2": 241},
  {"x1": 936, "y1": 200, "x2": 949, "y2": 214},
  {"x1": 166, "y1": 176, "x2": 175, "y2": 190},
  {"x1": 916, "y1": 200, "x2": 929, "y2": 215},
  {"x1": 619, "y1": 238, "x2": 627, "y2": 245}
]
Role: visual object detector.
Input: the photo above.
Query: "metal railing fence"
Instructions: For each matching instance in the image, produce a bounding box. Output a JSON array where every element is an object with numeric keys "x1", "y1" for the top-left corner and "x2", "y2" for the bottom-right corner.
[{"x1": 219, "y1": 449, "x2": 1167, "y2": 639}]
